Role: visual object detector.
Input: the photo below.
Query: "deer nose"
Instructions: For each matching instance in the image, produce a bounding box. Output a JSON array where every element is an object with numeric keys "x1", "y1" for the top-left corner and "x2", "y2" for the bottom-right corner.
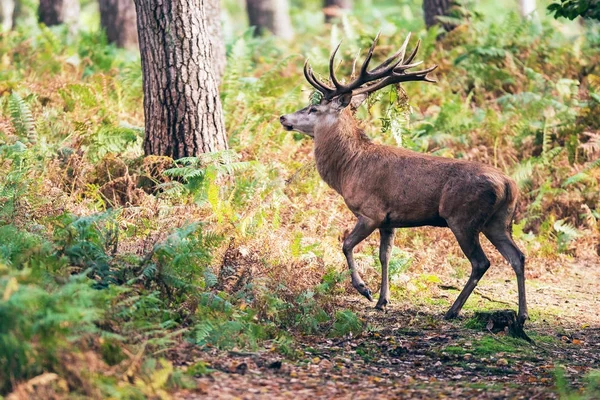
[{"x1": 280, "y1": 115, "x2": 286, "y2": 123}]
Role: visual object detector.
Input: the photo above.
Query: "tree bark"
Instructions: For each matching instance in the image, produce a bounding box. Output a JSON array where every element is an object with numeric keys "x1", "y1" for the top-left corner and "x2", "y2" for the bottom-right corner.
[
  {"x1": 205, "y1": 0, "x2": 226, "y2": 83},
  {"x1": 1, "y1": 0, "x2": 14, "y2": 31},
  {"x1": 519, "y1": 0, "x2": 536, "y2": 18},
  {"x1": 99, "y1": 0, "x2": 139, "y2": 50},
  {"x1": 38, "y1": 0, "x2": 79, "y2": 27},
  {"x1": 423, "y1": 0, "x2": 452, "y2": 31},
  {"x1": 134, "y1": 0, "x2": 228, "y2": 158},
  {"x1": 246, "y1": 0, "x2": 293, "y2": 40},
  {"x1": 324, "y1": 0, "x2": 352, "y2": 23}
]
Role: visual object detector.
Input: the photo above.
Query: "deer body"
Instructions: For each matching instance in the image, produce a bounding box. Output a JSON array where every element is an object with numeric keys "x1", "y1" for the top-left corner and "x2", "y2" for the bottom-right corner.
[
  {"x1": 313, "y1": 110, "x2": 513, "y2": 230},
  {"x1": 280, "y1": 34, "x2": 528, "y2": 323}
]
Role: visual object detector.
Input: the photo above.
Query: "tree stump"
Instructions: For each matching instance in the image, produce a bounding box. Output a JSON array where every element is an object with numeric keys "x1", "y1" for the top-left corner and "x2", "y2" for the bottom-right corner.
[{"x1": 473, "y1": 310, "x2": 532, "y2": 342}]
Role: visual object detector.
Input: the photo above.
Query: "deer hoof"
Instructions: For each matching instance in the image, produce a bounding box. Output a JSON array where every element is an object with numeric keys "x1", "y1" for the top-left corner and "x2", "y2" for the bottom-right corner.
[
  {"x1": 354, "y1": 283, "x2": 373, "y2": 301},
  {"x1": 361, "y1": 288, "x2": 373, "y2": 302},
  {"x1": 375, "y1": 302, "x2": 387, "y2": 312}
]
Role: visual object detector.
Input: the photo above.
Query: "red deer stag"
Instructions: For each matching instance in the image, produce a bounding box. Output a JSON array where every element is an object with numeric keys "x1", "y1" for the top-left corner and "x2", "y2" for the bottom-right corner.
[{"x1": 279, "y1": 33, "x2": 528, "y2": 323}]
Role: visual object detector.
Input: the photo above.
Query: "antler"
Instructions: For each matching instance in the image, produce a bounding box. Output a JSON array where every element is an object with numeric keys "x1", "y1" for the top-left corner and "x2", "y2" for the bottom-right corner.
[{"x1": 304, "y1": 33, "x2": 438, "y2": 101}]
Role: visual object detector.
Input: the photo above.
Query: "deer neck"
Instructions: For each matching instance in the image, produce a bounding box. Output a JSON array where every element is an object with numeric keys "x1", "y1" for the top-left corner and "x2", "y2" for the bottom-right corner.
[{"x1": 313, "y1": 110, "x2": 370, "y2": 194}]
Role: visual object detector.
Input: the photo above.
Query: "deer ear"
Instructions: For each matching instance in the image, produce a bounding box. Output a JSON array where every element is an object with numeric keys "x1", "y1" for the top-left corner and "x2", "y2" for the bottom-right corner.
[{"x1": 334, "y1": 92, "x2": 353, "y2": 110}]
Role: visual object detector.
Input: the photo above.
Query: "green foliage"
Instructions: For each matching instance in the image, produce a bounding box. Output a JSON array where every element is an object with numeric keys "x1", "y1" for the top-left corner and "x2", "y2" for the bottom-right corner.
[
  {"x1": 139, "y1": 223, "x2": 222, "y2": 298},
  {"x1": 553, "y1": 219, "x2": 581, "y2": 252},
  {"x1": 0, "y1": 225, "x2": 54, "y2": 270},
  {"x1": 85, "y1": 124, "x2": 144, "y2": 162},
  {"x1": 192, "y1": 293, "x2": 269, "y2": 349},
  {"x1": 0, "y1": 267, "x2": 108, "y2": 393},
  {"x1": 186, "y1": 360, "x2": 214, "y2": 376},
  {"x1": 53, "y1": 212, "x2": 119, "y2": 288},
  {"x1": 555, "y1": 366, "x2": 600, "y2": 399},
  {"x1": 8, "y1": 92, "x2": 36, "y2": 144},
  {"x1": 331, "y1": 310, "x2": 364, "y2": 337},
  {"x1": 548, "y1": 0, "x2": 600, "y2": 21}
]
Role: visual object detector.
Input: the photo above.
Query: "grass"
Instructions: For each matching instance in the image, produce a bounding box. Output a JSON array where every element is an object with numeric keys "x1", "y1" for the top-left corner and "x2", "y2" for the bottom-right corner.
[{"x1": 443, "y1": 336, "x2": 532, "y2": 356}]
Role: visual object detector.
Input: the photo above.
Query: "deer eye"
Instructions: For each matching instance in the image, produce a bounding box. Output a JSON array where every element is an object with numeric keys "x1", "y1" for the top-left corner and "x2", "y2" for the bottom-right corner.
[{"x1": 308, "y1": 107, "x2": 317, "y2": 114}]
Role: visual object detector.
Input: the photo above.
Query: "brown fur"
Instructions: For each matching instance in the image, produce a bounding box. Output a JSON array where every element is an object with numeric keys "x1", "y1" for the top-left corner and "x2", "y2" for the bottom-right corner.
[{"x1": 314, "y1": 109, "x2": 516, "y2": 230}]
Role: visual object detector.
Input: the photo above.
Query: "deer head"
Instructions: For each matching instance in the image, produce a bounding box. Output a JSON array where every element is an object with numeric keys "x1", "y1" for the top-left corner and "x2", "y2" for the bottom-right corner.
[{"x1": 280, "y1": 33, "x2": 438, "y2": 137}]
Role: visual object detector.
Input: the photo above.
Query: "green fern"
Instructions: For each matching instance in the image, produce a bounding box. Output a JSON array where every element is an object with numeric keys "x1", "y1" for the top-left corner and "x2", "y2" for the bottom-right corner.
[
  {"x1": 331, "y1": 310, "x2": 363, "y2": 337},
  {"x1": 8, "y1": 92, "x2": 36, "y2": 144},
  {"x1": 86, "y1": 124, "x2": 144, "y2": 162},
  {"x1": 554, "y1": 219, "x2": 580, "y2": 252},
  {"x1": 563, "y1": 157, "x2": 600, "y2": 186}
]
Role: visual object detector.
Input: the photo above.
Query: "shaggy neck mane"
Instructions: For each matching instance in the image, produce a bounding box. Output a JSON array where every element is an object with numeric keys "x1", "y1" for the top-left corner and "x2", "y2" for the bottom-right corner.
[{"x1": 313, "y1": 109, "x2": 371, "y2": 194}]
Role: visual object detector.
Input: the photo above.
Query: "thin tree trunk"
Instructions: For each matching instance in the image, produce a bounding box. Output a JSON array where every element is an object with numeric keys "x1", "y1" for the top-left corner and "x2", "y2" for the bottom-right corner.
[
  {"x1": 246, "y1": 0, "x2": 293, "y2": 40},
  {"x1": 38, "y1": 0, "x2": 79, "y2": 28},
  {"x1": 134, "y1": 0, "x2": 228, "y2": 158},
  {"x1": 1, "y1": 0, "x2": 14, "y2": 31},
  {"x1": 205, "y1": 0, "x2": 226, "y2": 83},
  {"x1": 324, "y1": 0, "x2": 352, "y2": 23},
  {"x1": 519, "y1": 0, "x2": 536, "y2": 18},
  {"x1": 12, "y1": 0, "x2": 25, "y2": 28},
  {"x1": 423, "y1": 0, "x2": 454, "y2": 32},
  {"x1": 99, "y1": 0, "x2": 138, "y2": 50}
]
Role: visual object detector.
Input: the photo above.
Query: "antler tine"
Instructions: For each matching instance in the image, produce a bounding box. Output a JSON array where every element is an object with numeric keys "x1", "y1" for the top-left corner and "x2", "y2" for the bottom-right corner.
[
  {"x1": 370, "y1": 33, "x2": 411, "y2": 74},
  {"x1": 402, "y1": 39, "x2": 421, "y2": 66},
  {"x1": 351, "y1": 49, "x2": 361, "y2": 79},
  {"x1": 329, "y1": 42, "x2": 344, "y2": 90},
  {"x1": 304, "y1": 59, "x2": 335, "y2": 97},
  {"x1": 353, "y1": 64, "x2": 438, "y2": 96},
  {"x1": 358, "y1": 31, "x2": 380, "y2": 77},
  {"x1": 394, "y1": 60, "x2": 424, "y2": 72}
]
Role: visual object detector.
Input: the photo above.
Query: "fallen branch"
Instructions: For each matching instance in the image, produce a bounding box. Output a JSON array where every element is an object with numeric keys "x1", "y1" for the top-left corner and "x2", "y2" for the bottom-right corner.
[{"x1": 474, "y1": 290, "x2": 513, "y2": 306}]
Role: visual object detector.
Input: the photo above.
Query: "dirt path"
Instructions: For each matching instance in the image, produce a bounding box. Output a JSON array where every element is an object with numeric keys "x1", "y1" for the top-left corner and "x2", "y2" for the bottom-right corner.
[{"x1": 173, "y1": 260, "x2": 600, "y2": 399}]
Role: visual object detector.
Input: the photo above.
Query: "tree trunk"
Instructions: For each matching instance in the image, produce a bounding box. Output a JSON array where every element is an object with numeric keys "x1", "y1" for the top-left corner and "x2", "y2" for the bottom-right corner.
[
  {"x1": 205, "y1": 0, "x2": 226, "y2": 83},
  {"x1": 519, "y1": 0, "x2": 536, "y2": 18},
  {"x1": 423, "y1": 0, "x2": 453, "y2": 31},
  {"x1": 324, "y1": 0, "x2": 352, "y2": 23},
  {"x1": 38, "y1": 0, "x2": 79, "y2": 28},
  {"x1": 134, "y1": 0, "x2": 228, "y2": 158},
  {"x1": 246, "y1": 0, "x2": 293, "y2": 40},
  {"x1": 1, "y1": 0, "x2": 14, "y2": 31},
  {"x1": 12, "y1": 0, "x2": 27, "y2": 29},
  {"x1": 99, "y1": 0, "x2": 138, "y2": 50}
]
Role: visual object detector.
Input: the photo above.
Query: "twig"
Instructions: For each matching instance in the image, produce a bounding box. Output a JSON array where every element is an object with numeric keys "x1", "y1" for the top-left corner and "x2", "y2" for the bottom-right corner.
[
  {"x1": 228, "y1": 350, "x2": 259, "y2": 357},
  {"x1": 487, "y1": 327, "x2": 508, "y2": 345},
  {"x1": 474, "y1": 290, "x2": 513, "y2": 306}
]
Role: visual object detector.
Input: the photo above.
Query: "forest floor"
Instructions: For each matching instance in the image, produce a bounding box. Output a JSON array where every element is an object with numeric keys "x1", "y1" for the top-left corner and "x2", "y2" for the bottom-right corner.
[{"x1": 171, "y1": 257, "x2": 600, "y2": 399}]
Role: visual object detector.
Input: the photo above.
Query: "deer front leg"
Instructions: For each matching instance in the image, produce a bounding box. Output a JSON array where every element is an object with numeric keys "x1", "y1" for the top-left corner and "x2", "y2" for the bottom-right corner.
[
  {"x1": 376, "y1": 228, "x2": 395, "y2": 311},
  {"x1": 343, "y1": 216, "x2": 378, "y2": 302}
]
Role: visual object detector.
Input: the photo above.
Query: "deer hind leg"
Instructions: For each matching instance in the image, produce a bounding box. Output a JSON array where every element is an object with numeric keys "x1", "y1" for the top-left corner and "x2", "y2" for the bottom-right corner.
[
  {"x1": 444, "y1": 224, "x2": 490, "y2": 320},
  {"x1": 343, "y1": 216, "x2": 378, "y2": 302},
  {"x1": 376, "y1": 228, "x2": 395, "y2": 311},
  {"x1": 483, "y1": 219, "x2": 528, "y2": 324}
]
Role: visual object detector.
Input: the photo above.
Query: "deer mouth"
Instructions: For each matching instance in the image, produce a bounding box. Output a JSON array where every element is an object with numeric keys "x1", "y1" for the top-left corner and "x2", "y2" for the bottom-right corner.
[{"x1": 281, "y1": 122, "x2": 294, "y2": 131}]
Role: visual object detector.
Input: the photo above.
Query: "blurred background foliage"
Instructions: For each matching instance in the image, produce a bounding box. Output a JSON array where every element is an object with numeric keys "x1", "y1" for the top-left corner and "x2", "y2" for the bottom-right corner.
[{"x1": 0, "y1": 0, "x2": 599, "y2": 396}]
